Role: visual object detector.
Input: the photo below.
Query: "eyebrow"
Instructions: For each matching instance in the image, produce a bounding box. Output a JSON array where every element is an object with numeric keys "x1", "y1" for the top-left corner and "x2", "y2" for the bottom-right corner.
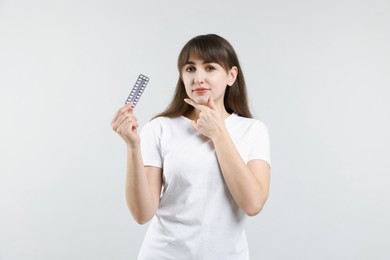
[{"x1": 185, "y1": 60, "x2": 214, "y2": 65}]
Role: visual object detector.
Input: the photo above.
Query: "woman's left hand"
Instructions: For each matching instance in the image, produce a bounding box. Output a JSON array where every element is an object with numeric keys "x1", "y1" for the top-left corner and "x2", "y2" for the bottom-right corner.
[{"x1": 184, "y1": 97, "x2": 227, "y2": 140}]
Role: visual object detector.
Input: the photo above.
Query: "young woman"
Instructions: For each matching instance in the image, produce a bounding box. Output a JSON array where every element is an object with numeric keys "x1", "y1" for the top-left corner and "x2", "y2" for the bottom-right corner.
[{"x1": 111, "y1": 34, "x2": 271, "y2": 260}]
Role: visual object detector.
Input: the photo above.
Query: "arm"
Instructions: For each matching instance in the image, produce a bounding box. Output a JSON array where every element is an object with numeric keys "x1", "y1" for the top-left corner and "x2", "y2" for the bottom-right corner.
[
  {"x1": 112, "y1": 103, "x2": 162, "y2": 224},
  {"x1": 184, "y1": 98, "x2": 270, "y2": 216},
  {"x1": 125, "y1": 146, "x2": 162, "y2": 224},
  {"x1": 212, "y1": 131, "x2": 270, "y2": 216}
]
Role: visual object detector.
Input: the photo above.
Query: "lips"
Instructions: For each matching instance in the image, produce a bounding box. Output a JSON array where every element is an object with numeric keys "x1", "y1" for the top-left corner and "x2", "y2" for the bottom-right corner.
[{"x1": 192, "y1": 88, "x2": 210, "y2": 94}]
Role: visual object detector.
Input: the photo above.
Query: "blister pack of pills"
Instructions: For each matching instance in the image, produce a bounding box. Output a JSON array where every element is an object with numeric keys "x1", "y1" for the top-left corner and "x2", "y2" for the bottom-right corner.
[{"x1": 125, "y1": 74, "x2": 149, "y2": 109}]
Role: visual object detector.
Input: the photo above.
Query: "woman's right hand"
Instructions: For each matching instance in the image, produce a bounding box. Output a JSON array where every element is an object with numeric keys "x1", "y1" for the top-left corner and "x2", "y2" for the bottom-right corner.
[{"x1": 111, "y1": 103, "x2": 140, "y2": 147}]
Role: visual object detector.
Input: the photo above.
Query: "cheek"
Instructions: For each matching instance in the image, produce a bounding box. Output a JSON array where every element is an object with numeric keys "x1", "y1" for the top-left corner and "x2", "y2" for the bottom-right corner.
[
  {"x1": 211, "y1": 75, "x2": 228, "y2": 88},
  {"x1": 182, "y1": 76, "x2": 192, "y2": 88},
  {"x1": 182, "y1": 80, "x2": 192, "y2": 95}
]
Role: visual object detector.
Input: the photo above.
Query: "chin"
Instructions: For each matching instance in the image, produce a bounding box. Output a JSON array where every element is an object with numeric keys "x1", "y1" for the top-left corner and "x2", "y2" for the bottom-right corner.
[{"x1": 193, "y1": 96, "x2": 209, "y2": 104}]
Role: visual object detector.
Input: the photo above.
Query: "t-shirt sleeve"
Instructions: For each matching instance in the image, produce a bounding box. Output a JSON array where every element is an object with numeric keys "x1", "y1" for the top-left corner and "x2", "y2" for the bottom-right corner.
[
  {"x1": 248, "y1": 121, "x2": 271, "y2": 167},
  {"x1": 140, "y1": 120, "x2": 163, "y2": 168}
]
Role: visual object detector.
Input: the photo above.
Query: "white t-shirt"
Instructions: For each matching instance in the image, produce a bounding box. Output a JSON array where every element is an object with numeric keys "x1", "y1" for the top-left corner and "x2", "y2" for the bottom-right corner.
[{"x1": 138, "y1": 113, "x2": 271, "y2": 260}]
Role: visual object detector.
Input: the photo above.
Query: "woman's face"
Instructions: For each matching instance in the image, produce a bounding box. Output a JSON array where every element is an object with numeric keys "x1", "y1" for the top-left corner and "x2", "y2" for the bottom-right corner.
[{"x1": 181, "y1": 55, "x2": 237, "y2": 107}]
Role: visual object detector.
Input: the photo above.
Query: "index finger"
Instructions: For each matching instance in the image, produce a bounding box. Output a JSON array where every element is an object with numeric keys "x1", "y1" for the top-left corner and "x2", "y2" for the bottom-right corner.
[{"x1": 184, "y1": 98, "x2": 208, "y2": 111}]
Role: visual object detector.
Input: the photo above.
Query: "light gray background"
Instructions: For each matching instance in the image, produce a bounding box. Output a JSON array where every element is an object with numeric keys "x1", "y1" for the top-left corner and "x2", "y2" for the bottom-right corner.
[{"x1": 1, "y1": 0, "x2": 389, "y2": 259}]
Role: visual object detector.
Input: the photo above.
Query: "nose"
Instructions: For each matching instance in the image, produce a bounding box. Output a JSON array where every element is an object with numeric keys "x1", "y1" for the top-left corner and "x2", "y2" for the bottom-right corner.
[{"x1": 193, "y1": 70, "x2": 205, "y2": 85}]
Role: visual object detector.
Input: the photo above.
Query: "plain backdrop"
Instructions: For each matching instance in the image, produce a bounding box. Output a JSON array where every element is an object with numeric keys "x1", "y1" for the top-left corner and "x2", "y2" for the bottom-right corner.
[{"x1": 1, "y1": 0, "x2": 389, "y2": 259}]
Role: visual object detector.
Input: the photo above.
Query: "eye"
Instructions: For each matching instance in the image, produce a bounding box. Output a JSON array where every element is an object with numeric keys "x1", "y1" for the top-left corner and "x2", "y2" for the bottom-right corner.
[
  {"x1": 205, "y1": 65, "x2": 216, "y2": 71},
  {"x1": 185, "y1": 66, "x2": 196, "y2": 72}
]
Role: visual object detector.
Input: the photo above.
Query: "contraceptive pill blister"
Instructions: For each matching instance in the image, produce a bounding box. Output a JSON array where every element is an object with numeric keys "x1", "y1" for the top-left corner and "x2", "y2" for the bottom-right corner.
[{"x1": 125, "y1": 74, "x2": 149, "y2": 109}]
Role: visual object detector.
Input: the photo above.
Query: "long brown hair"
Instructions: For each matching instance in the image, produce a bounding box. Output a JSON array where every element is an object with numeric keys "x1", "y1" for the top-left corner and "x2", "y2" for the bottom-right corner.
[{"x1": 154, "y1": 34, "x2": 252, "y2": 119}]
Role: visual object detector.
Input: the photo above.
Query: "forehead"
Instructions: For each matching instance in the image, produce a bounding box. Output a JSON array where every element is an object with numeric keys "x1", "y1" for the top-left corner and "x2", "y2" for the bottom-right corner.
[
  {"x1": 186, "y1": 55, "x2": 214, "y2": 64},
  {"x1": 184, "y1": 52, "x2": 226, "y2": 68},
  {"x1": 178, "y1": 41, "x2": 230, "y2": 71}
]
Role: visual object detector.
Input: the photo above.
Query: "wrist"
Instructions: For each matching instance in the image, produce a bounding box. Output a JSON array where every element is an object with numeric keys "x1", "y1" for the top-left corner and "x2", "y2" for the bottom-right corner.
[
  {"x1": 210, "y1": 127, "x2": 229, "y2": 144},
  {"x1": 127, "y1": 141, "x2": 141, "y2": 151}
]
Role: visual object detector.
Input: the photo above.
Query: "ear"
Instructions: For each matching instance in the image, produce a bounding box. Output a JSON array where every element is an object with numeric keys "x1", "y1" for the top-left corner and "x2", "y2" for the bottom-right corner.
[{"x1": 227, "y1": 66, "x2": 238, "y2": 86}]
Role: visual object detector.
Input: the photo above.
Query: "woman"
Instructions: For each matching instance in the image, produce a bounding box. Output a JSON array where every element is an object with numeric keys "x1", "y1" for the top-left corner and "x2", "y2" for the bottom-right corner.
[{"x1": 111, "y1": 34, "x2": 271, "y2": 259}]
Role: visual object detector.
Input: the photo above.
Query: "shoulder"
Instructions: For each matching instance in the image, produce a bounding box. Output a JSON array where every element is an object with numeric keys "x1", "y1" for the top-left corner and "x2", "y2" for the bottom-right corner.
[
  {"x1": 145, "y1": 116, "x2": 183, "y2": 127},
  {"x1": 141, "y1": 116, "x2": 194, "y2": 142},
  {"x1": 229, "y1": 114, "x2": 269, "y2": 132},
  {"x1": 141, "y1": 116, "x2": 184, "y2": 133}
]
